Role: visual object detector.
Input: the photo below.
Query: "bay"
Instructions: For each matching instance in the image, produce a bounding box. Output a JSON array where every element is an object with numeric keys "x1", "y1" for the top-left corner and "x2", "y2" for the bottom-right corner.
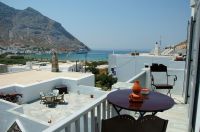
[{"x1": 29, "y1": 49, "x2": 147, "y2": 61}]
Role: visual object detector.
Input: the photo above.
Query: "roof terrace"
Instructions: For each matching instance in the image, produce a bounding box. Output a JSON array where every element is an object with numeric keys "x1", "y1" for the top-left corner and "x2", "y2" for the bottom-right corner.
[
  {"x1": 0, "y1": 70, "x2": 106, "y2": 132},
  {"x1": 0, "y1": 70, "x2": 92, "y2": 87},
  {"x1": 22, "y1": 92, "x2": 96, "y2": 125}
]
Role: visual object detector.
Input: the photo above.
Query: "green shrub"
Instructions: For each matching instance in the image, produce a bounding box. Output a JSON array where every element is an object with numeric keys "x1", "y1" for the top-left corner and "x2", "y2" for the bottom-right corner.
[
  {"x1": 86, "y1": 60, "x2": 116, "y2": 91},
  {"x1": 0, "y1": 55, "x2": 32, "y2": 65},
  {"x1": 86, "y1": 61, "x2": 108, "y2": 67},
  {"x1": 86, "y1": 66, "x2": 99, "y2": 74},
  {"x1": 0, "y1": 53, "x2": 11, "y2": 58},
  {"x1": 95, "y1": 74, "x2": 117, "y2": 91},
  {"x1": 10, "y1": 56, "x2": 24, "y2": 59}
]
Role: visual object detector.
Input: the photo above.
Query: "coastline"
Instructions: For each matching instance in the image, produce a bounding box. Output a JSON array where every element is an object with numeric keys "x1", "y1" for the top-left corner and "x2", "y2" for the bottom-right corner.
[{"x1": 27, "y1": 49, "x2": 149, "y2": 62}]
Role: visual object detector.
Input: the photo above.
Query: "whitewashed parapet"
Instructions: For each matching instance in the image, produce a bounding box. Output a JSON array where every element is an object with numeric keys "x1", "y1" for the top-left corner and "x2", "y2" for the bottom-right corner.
[
  {"x1": 0, "y1": 74, "x2": 95, "y2": 103},
  {"x1": 111, "y1": 82, "x2": 132, "y2": 90},
  {"x1": 74, "y1": 85, "x2": 107, "y2": 98},
  {"x1": 126, "y1": 70, "x2": 146, "y2": 84}
]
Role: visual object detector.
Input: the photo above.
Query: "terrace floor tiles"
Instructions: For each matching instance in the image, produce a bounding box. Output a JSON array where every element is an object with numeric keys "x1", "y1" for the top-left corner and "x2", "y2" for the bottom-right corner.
[
  {"x1": 22, "y1": 93, "x2": 95, "y2": 125},
  {"x1": 157, "y1": 95, "x2": 189, "y2": 132}
]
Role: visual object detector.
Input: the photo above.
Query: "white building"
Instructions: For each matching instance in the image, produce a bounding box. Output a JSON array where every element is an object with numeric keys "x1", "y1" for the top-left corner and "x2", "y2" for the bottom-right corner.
[{"x1": 154, "y1": 42, "x2": 161, "y2": 56}]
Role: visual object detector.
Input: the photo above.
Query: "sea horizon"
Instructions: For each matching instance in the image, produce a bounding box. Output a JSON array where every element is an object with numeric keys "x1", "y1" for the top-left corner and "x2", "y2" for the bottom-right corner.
[{"x1": 29, "y1": 49, "x2": 150, "y2": 61}]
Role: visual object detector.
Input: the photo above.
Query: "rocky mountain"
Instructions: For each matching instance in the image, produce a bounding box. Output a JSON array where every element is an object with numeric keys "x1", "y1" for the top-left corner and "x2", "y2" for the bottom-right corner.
[{"x1": 0, "y1": 2, "x2": 89, "y2": 52}]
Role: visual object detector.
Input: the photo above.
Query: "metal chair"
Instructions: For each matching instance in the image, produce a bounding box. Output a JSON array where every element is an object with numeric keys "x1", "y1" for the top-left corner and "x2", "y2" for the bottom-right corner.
[
  {"x1": 150, "y1": 63, "x2": 177, "y2": 96},
  {"x1": 52, "y1": 89, "x2": 59, "y2": 96},
  {"x1": 44, "y1": 96, "x2": 56, "y2": 107},
  {"x1": 101, "y1": 115, "x2": 168, "y2": 132},
  {"x1": 39, "y1": 92, "x2": 46, "y2": 104},
  {"x1": 56, "y1": 93, "x2": 65, "y2": 103}
]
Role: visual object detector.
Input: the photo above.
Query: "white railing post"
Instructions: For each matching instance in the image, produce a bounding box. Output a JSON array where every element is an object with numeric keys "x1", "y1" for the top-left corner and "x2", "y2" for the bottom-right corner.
[
  {"x1": 97, "y1": 104, "x2": 101, "y2": 132},
  {"x1": 91, "y1": 108, "x2": 95, "y2": 132},
  {"x1": 75, "y1": 119, "x2": 80, "y2": 132},
  {"x1": 65, "y1": 125, "x2": 70, "y2": 132},
  {"x1": 102, "y1": 101, "x2": 106, "y2": 119},
  {"x1": 107, "y1": 101, "x2": 111, "y2": 119},
  {"x1": 83, "y1": 113, "x2": 88, "y2": 132}
]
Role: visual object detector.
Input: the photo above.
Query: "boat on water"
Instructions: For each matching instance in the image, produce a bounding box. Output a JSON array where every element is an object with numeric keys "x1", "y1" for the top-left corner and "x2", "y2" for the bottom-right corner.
[{"x1": 75, "y1": 48, "x2": 89, "y2": 54}]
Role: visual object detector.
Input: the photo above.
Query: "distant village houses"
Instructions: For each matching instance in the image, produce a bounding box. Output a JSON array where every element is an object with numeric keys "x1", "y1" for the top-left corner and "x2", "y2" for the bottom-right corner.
[{"x1": 0, "y1": 46, "x2": 51, "y2": 55}]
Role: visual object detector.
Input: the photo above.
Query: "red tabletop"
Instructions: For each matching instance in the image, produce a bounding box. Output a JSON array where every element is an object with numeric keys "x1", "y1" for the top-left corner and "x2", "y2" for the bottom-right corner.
[{"x1": 107, "y1": 89, "x2": 175, "y2": 113}]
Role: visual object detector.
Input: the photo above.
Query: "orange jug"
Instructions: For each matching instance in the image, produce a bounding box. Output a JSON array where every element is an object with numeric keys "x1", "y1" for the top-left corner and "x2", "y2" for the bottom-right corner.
[{"x1": 132, "y1": 80, "x2": 141, "y2": 94}]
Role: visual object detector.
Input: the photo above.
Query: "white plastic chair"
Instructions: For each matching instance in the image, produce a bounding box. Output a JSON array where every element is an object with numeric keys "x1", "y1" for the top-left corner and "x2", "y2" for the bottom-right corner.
[{"x1": 53, "y1": 89, "x2": 59, "y2": 96}]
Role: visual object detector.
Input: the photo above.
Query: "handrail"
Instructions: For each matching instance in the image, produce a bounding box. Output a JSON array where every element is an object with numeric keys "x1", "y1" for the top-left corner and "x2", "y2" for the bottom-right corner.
[{"x1": 42, "y1": 92, "x2": 109, "y2": 132}]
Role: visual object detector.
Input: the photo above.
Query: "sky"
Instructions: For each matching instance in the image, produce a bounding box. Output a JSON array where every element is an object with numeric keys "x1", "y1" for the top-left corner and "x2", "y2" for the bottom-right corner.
[{"x1": 0, "y1": 0, "x2": 191, "y2": 50}]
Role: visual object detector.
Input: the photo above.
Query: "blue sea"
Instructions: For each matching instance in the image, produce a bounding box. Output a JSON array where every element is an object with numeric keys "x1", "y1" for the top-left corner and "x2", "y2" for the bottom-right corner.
[{"x1": 29, "y1": 50, "x2": 148, "y2": 61}]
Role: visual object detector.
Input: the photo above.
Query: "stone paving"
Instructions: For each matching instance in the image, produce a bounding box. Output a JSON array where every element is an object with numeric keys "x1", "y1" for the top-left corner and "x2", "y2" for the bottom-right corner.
[
  {"x1": 157, "y1": 95, "x2": 189, "y2": 132},
  {"x1": 122, "y1": 94, "x2": 189, "y2": 132},
  {"x1": 22, "y1": 92, "x2": 95, "y2": 125}
]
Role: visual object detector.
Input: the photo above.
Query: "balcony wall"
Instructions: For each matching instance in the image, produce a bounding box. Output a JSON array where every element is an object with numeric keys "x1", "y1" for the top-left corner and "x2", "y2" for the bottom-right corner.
[
  {"x1": 111, "y1": 70, "x2": 147, "y2": 91},
  {"x1": 108, "y1": 54, "x2": 185, "y2": 82},
  {"x1": 113, "y1": 68, "x2": 185, "y2": 96},
  {"x1": 126, "y1": 70, "x2": 147, "y2": 87},
  {"x1": 0, "y1": 100, "x2": 48, "y2": 132}
]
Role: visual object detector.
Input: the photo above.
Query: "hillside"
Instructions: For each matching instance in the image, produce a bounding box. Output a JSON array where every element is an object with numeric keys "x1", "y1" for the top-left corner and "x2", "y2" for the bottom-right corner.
[{"x1": 0, "y1": 2, "x2": 89, "y2": 52}]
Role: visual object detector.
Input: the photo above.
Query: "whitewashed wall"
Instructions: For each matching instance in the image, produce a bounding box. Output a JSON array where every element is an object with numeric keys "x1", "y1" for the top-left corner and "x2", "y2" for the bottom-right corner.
[
  {"x1": 77, "y1": 74, "x2": 95, "y2": 87},
  {"x1": 108, "y1": 54, "x2": 185, "y2": 82},
  {"x1": 61, "y1": 74, "x2": 95, "y2": 92},
  {"x1": 61, "y1": 78, "x2": 77, "y2": 92},
  {"x1": 0, "y1": 74, "x2": 94, "y2": 103},
  {"x1": 127, "y1": 70, "x2": 147, "y2": 87},
  {"x1": 21, "y1": 78, "x2": 62, "y2": 103},
  {"x1": 188, "y1": 0, "x2": 200, "y2": 131},
  {"x1": 0, "y1": 86, "x2": 18, "y2": 93},
  {"x1": 75, "y1": 85, "x2": 107, "y2": 98},
  {"x1": 112, "y1": 68, "x2": 184, "y2": 96},
  {"x1": 0, "y1": 100, "x2": 48, "y2": 132}
]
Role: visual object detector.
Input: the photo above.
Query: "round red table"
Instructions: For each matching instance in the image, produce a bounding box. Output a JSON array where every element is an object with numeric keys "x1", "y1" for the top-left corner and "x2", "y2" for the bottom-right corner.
[{"x1": 107, "y1": 89, "x2": 175, "y2": 117}]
